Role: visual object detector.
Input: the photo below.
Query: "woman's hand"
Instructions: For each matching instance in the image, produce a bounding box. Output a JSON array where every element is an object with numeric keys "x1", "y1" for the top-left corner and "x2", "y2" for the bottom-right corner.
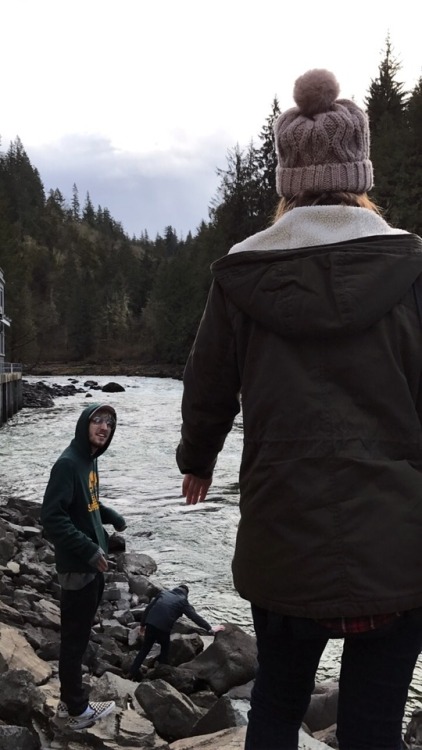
[{"x1": 182, "y1": 474, "x2": 212, "y2": 505}]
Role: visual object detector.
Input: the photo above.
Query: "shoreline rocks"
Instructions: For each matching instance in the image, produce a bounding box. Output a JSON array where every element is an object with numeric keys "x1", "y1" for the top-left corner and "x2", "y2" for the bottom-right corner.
[
  {"x1": 22, "y1": 379, "x2": 128, "y2": 409},
  {"x1": 0, "y1": 495, "x2": 340, "y2": 749}
]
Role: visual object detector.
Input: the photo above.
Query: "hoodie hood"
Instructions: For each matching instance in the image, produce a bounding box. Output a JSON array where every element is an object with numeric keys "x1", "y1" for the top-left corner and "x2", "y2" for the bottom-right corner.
[
  {"x1": 71, "y1": 403, "x2": 116, "y2": 459},
  {"x1": 212, "y1": 233, "x2": 422, "y2": 338}
]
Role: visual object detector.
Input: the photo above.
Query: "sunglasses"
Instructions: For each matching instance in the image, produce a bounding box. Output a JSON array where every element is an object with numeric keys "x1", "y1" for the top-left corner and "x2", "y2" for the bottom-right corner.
[{"x1": 91, "y1": 415, "x2": 115, "y2": 428}]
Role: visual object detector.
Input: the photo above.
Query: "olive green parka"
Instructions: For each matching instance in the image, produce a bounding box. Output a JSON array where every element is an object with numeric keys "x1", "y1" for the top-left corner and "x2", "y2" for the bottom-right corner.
[{"x1": 177, "y1": 206, "x2": 422, "y2": 618}]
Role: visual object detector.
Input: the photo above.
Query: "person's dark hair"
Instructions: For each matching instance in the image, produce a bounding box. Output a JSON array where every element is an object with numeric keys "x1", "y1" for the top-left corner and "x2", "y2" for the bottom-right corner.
[
  {"x1": 273, "y1": 191, "x2": 381, "y2": 223},
  {"x1": 179, "y1": 584, "x2": 189, "y2": 594}
]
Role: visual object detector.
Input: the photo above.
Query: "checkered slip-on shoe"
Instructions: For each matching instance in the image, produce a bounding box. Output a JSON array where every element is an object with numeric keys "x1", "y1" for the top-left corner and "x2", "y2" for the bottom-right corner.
[
  {"x1": 66, "y1": 700, "x2": 115, "y2": 731},
  {"x1": 55, "y1": 701, "x2": 69, "y2": 719}
]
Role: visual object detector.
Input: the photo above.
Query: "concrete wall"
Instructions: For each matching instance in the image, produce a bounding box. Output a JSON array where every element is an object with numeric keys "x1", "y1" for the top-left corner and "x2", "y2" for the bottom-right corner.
[{"x1": 0, "y1": 372, "x2": 23, "y2": 426}]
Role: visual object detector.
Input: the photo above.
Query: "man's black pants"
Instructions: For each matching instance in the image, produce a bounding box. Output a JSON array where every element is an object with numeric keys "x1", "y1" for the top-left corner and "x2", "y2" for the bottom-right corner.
[
  {"x1": 59, "y1": 573, "x2": 104, "y2": 715},
  {"x1": 130, "y1": 624, "x2": 171, "y2": 676}
]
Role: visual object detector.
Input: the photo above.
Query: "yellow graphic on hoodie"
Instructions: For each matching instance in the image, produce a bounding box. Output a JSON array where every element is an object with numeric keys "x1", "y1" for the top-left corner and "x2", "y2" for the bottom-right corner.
[{"x1": 88, "y1": 470, "x2": 100, "y2": 512}]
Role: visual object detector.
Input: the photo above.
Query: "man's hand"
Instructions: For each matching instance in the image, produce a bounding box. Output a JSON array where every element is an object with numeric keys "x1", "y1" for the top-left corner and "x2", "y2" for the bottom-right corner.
[
  {"x1": 182, "y1": 474, "x2": 212, "y2": 505},
  {"x1": 210, "y1": 624, "x2": 226, "y2": 634}
]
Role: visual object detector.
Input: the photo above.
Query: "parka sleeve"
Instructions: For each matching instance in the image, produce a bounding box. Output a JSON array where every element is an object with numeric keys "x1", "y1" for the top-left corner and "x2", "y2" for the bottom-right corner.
[
  {"x1": 40, "y1": 458, "x2": 99, "y2": 562},
  {"x1": 176, "y1": 280, "x2": 241, "y2": 478}
]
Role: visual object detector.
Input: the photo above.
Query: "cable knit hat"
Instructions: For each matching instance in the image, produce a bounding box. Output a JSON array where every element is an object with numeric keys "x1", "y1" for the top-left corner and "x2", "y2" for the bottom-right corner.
[{"x1": 274, "y1": 69, "x2": 373, "y2": 197}]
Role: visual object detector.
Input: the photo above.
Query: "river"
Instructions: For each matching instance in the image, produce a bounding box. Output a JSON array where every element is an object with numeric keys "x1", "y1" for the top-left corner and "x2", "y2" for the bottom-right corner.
[{"x1": 1, "y1": 374, "x2": 421, "y2": 722}]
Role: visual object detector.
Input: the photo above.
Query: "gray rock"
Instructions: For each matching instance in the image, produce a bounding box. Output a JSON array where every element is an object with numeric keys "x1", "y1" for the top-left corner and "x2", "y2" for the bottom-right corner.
[
  {"x1": 0, "y1": 669, "x2": 45, "y2": 722},
  {"x1": 0, "y1": 624, "x2": 52, "y2": 684},
  {"x1": 102, "y1": 382, "x2": 126, "y2": 392},
  {"x1": 304, "y1": 682, "x2": 338, "y2": 732},
  {"x1": 168, "y1": 633, "x2": 204, "y2": 667},
  {"x1": 117, "y1": 552, "x2": 158, "y2": 577},
  {"x1": 190, "y1": 694, "x2": 248, "y2": 736},
  {"x1": 0, "y1": 725, "x2": 40, "y2": 750},
  {"x1": 181, "y1": 624, "x2": 257, "y2": 696},
  {"x1": 135, "y1": 678, "x2": 206, "y2": 741}
]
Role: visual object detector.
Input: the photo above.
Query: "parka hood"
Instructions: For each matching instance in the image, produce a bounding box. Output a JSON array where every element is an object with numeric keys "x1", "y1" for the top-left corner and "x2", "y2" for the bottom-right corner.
[
  {"x1": 71, "y1": 403, "x2": 116, "y2": 459},
  {"x1": 212, "y1": 233, "x2": 422, "y2": 338}
]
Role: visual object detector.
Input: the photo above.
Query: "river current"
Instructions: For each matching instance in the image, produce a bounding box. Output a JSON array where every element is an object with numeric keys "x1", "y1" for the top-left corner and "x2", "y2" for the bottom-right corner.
[{"x1": 1, "y1": 374, "x2": 421, "y2": 721}]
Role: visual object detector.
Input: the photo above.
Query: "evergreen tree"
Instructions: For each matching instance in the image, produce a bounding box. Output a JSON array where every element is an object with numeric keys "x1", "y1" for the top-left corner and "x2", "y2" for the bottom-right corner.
[
  {"x1": 82, "y1": 191, "x2": 95, "y2": 225},
  {"x1": 256, "y1": 96, "x2": 281, "y2": 223},
  {"x1": 210, "y1": 142, "x2": 261, "y2": 247},
  {"x1": 1, "y1": 137, "x2": 45, "y2": 239},
  {"x1": 397, "y1": 76, "x2": 422, "y2": 233},
  {"x1": 365, "y1": 38, "x2": 408, "y2": 222},
  {"x1": 71, "y1": 183, "x2": 80, "y2": 220}
]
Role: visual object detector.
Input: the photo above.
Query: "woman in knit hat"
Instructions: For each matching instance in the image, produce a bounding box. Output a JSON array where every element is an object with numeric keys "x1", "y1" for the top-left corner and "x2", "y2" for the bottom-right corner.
[{"x1": 176, "y1": 69, "x2": 422, "y2": 749}]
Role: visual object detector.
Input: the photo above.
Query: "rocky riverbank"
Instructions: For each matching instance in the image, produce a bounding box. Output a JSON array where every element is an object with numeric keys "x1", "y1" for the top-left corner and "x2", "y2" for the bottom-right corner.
[
  {"x1": 22, "y1": 378, "x2": 127, "y2": 409},
  {"x1": 0, "y1": 496, "x2": 347, "y2": 750},
  {"x1": 24, "y1": 363, "x2": 185, "y2": 380}
]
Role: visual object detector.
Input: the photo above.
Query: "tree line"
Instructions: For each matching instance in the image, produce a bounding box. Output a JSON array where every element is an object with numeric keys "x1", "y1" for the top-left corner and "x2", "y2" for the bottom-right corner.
[{"x1": 0, "y1": 40, "x2": 421, "y2": 367}]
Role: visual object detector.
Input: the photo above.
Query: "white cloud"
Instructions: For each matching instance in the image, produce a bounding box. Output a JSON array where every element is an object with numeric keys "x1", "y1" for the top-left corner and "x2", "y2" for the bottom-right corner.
[
  {"x1": 1, "y1": 0, "x2": 421, "y2": 237},
  {"x1": 28, "y1": 131, "x2": 230, "y2": 237}
]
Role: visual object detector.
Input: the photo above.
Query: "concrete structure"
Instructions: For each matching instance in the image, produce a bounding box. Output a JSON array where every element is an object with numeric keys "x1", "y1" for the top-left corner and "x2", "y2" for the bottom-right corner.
[
  {"x1": 0, "y1": 266, "x2": 10, "y2": 362},
  {"x1": 0, "y1": 267, "x2": 22, "y2": 426}
]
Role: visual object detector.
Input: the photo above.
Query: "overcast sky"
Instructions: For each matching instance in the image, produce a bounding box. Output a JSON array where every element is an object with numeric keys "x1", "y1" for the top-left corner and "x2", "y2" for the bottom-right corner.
[{"x1": 1, "y1": 0, "x2": 421, "y2": 239}]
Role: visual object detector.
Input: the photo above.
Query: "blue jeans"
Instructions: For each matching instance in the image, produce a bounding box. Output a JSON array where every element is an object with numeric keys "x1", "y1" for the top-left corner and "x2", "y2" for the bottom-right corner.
[{"x1": 245, "y1": 604, "x2": 422, "y2": 750}]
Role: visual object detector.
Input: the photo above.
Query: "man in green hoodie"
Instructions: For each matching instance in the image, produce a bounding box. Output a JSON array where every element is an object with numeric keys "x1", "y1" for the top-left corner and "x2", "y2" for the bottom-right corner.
[{"x1": 41, "y1": 403, "x2": 126, "y2": 730}]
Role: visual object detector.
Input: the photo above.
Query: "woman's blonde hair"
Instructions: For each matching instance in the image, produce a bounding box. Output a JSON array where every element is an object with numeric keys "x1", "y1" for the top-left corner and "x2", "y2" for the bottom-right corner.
[{"x1": 273, "y1": 191, "x2": 381, "y2": 223}]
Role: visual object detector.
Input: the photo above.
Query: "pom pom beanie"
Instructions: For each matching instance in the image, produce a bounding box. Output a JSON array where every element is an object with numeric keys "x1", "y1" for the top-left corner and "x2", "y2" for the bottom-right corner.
[{"x1": 274, "y1": 69, "x2": 373, "y2": 197}]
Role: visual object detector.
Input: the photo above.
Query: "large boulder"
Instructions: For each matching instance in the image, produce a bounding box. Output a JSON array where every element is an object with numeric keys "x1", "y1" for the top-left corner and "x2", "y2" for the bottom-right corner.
[
  {"x1": 0, "y1": 524, "x2": 17, "y2": 565},
  {"x1": 190, "y1": 694, "x2": 248, "y2": 736},
  {"x1": 304, "y1": 680, "x2": 339, "y2": 733},
  {"x1": 0, "y1": 726, "x2": 40, "y2": 750},
  {"x1": 0, "y1": 624, "x2": 52, "y2": 684},
  {"x1": 0, "y1": 669, "x2": 45, "y2": 723},
  {"x1": 145, "y1": 664, "x2": 209, "y2": 696},
  {"x1": 405, "y1": 707, "x2": 422, "y2": 748},
  {"x1": 135, "y1": 678, "x2": 206, "y2": 741},
  {"x1": 102, "y1": 382, "x2": 125, "y2": 392},
  {"x1": 180, "y1": 624, "x2": 257, "y2": 696},
  {"x1": 117, "y1": 552, "x2": 158, "y2": 577},
  {"x1": 168, "y1": 633, "x2": 204, "y2": 667}
]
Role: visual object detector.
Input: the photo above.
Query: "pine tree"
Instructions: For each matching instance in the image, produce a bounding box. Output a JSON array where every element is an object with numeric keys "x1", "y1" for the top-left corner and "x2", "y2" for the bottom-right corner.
[
  {"x1": 256, "y1": 96, "x2": 281, "y2": 223},
  {"x1": 82, "y1": 192, "x2": 95, "y2": 225},
  {"x1": 210, "y1": 142, "x2": 261, "y2": 247},
  {"x1": 365, "y1": 37, "x2": 408, "y2": 222},
  {"x1": 397, "y1": 76, "x2": 422, "y2": 233},
  {"x1": 1, "y1": 137, "x2": 45, "y2": 238},
  {"x1": 71, "y1": 183, "x2": 80, "y2": 221}
]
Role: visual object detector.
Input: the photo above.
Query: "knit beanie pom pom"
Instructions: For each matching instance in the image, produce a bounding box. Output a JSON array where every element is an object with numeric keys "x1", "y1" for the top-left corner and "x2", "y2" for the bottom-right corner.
[{"x1": 293, "y1": 69, "x2": 340, "y2": 117}]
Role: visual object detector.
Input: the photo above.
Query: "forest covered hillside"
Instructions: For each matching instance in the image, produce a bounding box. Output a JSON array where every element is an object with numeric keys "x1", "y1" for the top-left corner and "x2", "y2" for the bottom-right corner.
[{"x1": 1, "y1": 42, "x2": 420, "y2": 369}]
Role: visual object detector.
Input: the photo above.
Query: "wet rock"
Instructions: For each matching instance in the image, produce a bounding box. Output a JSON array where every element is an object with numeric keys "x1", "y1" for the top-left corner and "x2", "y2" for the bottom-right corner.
[{"x1": 102, "y1": 381, "x2": 126, "y2": 392}]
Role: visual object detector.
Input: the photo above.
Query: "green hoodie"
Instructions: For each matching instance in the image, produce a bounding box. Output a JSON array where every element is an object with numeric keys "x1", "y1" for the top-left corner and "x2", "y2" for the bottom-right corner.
[{"x1": 41, "y1": 403, "x2": 125, "y2": 573}]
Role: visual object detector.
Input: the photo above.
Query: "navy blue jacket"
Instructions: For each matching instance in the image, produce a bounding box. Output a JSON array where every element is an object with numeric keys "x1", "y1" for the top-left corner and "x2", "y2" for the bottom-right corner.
[{"x1": 143, "y1": 587, "x2": 211, "y2": 633}]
